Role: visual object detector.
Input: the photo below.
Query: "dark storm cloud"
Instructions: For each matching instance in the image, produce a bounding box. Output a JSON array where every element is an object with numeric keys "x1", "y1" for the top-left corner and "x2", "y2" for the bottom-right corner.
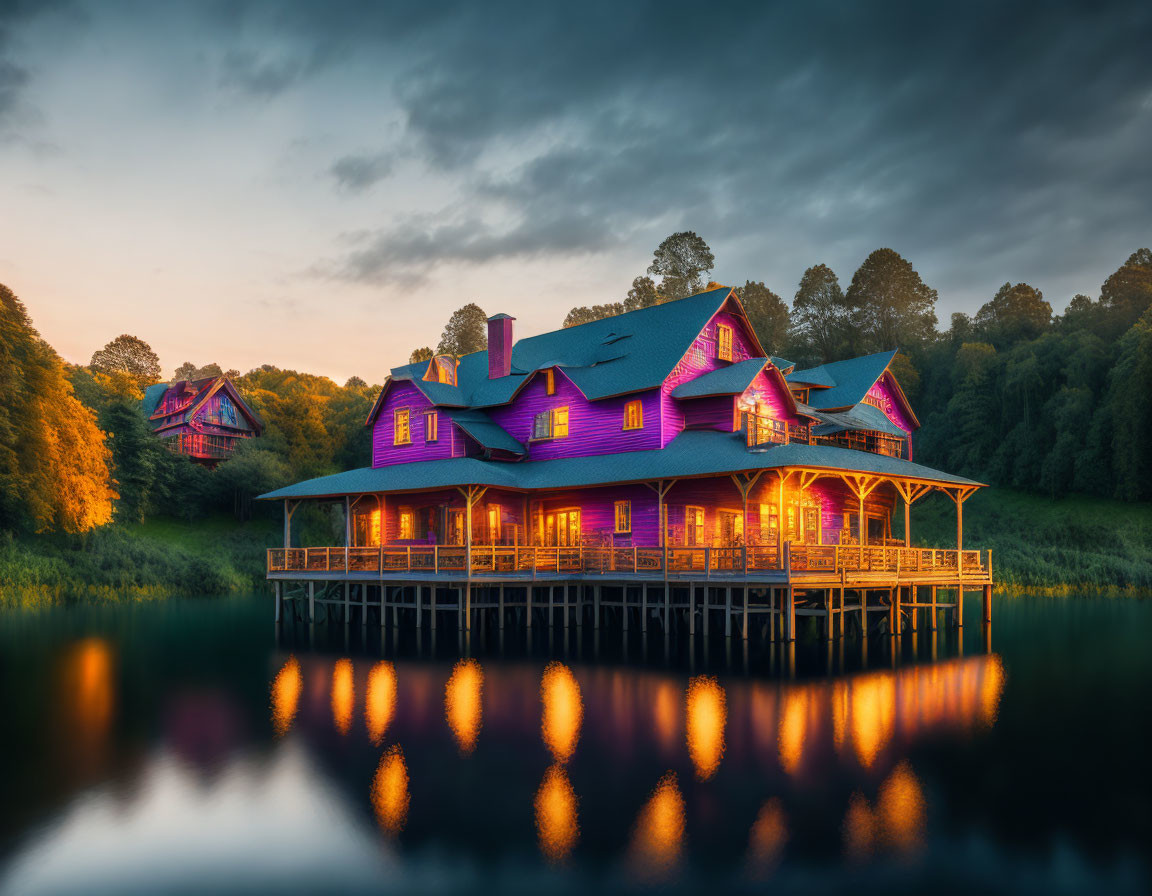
[{"x1": 279, "y1": 0, "x2": 1152, "y2": 295}]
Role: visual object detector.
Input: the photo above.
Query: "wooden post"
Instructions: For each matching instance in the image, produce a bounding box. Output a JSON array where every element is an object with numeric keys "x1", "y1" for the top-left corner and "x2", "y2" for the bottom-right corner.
[
  {"x1": 956, "y1": 583, "x2": 964, "y2": 628},
  {"x1": 742, "y1": 585, "x2": 749, "y2": 640},
  {"x1": 982, "y1": 584, "x2": 992, "y2": 625},
  {"x1": 785, "y1": 586, "x2": 795, "y2": 641},
  {"x1": 499, "y1": 583, "x2": 505, "y2": 631},
  {"x1": 274, "y1": 581, "x2": 281, "y2": 622},
  {"x1": 909, "y1": 585, "x2": 918, "y2": 632},
  {"x1": 725, "y1": 586, "x2": 732, "y2": 638},
  {"x1": 308, "y1": 581, "x2": 315, "y2": 622},
  {"x1": 689, "y1": 584, "x2": 695, "y2": 636},
  {"x1": 594, "y1": 585, "x2": 601, "y2": 630},
  {"x1": 824, "y1": 589, "x2": 832, "y2": 640},
  {"x1": 344, "y1": 496, "x2": 351, "y2": 571},
  {"x1": 344, "y1": 581, "x2": 350, "y2": 620},
  {"x1": 642, "y1": 584, "x2": 648, "y2": 633}
]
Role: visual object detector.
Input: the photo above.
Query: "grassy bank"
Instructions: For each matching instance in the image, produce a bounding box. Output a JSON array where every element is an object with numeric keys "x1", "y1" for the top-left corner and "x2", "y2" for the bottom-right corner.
[
  {"x1": 0, "y1": 515, "x2": 279, "y2": 607},
  {"x1": 911, "y1": 487, "x2": 1152, "y2": 593}
]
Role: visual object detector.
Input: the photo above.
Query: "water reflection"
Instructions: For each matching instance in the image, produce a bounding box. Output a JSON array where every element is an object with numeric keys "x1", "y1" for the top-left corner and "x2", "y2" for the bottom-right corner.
[
  {"x1": 271, "y1": 656, "x2": 302, "y2": 737},
  {"x1": 445, "y1": 659, "x2": 483, "y2": 754},
  {"x1": 777, "y1": 688, "x2": 808, "y2": 775},
  {"x1": 371, "y1": 745, "x2": 410, "y2": 836},
  {"x1": 331, "y1": 658, "x2": 355, "y2": 736},
  {"x1": 877, "y1": 761, "x2": 925, "y2": 853},
  {"x1": 540, "y1": 662, "x2": 583, "y2": 763},
  {"x1": 629, "y1": 772, "x2": 685, "y2": 879},
  {"x1": 59, "y1": 638, "x2": 114, "y2": 746},
  {"x1": 534, "y1": 764, "x2": 579, "y2": 862},
  {"x1": 849, "y1": 673, "x2": 896, "y2": 768},
  {"x1": 685, "y1": 675, "x2": 726, "y2": 780},
  {"x1": 365, "y1": 661, "x2": 397, "y2": 746},
  {"x1": 843, "y1": 792, "x2": 876, "y2": 859},
  {"x1": 747, "y1": 797, "x2": 788, "y2": 877}
]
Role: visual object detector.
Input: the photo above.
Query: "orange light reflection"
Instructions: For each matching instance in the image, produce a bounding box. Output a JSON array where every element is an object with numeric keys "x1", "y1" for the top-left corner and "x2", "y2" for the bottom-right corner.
[
  {"x1": 685, "y1": 675, "x2": 726, "y2": 780},
  {"x1": 534, "y1": 764, "x2": 579, "y2": 862},
  {"x1": 271, "y1": 655, "x2": 302, "y2": 737},
  {"x1": 445, "y1": 659, "x2": 483, "y2": 754},
  {"x1": 331, "y1": 658, "x2": 354, "y2": 736},
  {"x1": 540, "y1": 663, "x2": 583, "y2": 763},
  {"x1": 366, "y1": 661, "x2": 397, "y2": 745},
  {"x1": 371, "y1": 745, "x2": 410, "y2": 835},
  {"x1": 630, "y1": 772, "x2": 685, "y2": 878}
]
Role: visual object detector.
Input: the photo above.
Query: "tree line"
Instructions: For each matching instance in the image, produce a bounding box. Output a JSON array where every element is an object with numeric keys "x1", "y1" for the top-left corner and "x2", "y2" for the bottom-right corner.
[{"x1": 3, "y1": 238, "x2": 1151, "y2": 540}]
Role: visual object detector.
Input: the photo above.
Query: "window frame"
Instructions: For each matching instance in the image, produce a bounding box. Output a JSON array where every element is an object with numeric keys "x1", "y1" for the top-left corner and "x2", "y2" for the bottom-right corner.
[
  {"x1": 614, "y1": 500, "x2": 631, "y2": 534},
  {"x1": 530, "y1": 405, "x2": 571, "y2": 441},
  {"x1": 393, "y1": 408, "x2": 411, "y2": 445},
  {"x1": 623, "y1": 399, "x2": 643, "y2": 431},
  {"x1": 717, "y1": 324, "x2": 734, "y2": 362},
  {"x1": 424, "y1": 409, "x2": 438, "y2": 443},
  {"x1": 398, "y1": 506, "x2": 415, "y2": 540},
  {"x1": 552, "y1": 406, "x2": 569, "y2": 438},
  {"x1": 684, "y1": 505, "x2": 706, "y2": 546}
]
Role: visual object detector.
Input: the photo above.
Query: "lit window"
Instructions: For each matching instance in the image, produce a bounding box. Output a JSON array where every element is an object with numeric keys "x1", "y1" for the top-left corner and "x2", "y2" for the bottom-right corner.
[
  {"x1": 552, "y1": 406, "x2": 569, "y2": 438},
  {"x1": 487, "y1": 506, "x2": 502, "y2": 542},
  {"x1": 545, "y1": 369, "x2": 555, "y2": 395},
  {"x1": 623, "y1": 399, "x2": 643, "y2": 430},
  {"x1": 685, "y1": 506, "x2": 705, "y2": 546},
  {"x1": 398, "y1": 507, "x2": 414, "y2": 540},
  {"x1": 425, "y1": 410, "x2": 438, "y2": 443},
  {"x1": 614, "y1": 501, "x2": 631, "y2": 534},
  {"x1": 394, "y1": 408, "x2": 410, "y2": 445},
  {"x1": 717, "y1": 324, "x2": 733, "y2": 361}
]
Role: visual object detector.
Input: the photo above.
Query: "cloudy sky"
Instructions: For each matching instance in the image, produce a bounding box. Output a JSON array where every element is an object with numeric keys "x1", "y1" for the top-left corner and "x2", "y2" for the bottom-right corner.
[{"x1": 1, "y1": 0, "x2": 1149, "y2": 384}]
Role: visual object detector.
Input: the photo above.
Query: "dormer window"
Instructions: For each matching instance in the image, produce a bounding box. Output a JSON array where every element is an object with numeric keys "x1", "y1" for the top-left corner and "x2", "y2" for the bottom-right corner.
[
  {"x1": 623, "y1": 400, "x2": 643, "y2": 430},
  {"x1": 424, "y1": 410, "x2": 438, "y2": 443},
  {"x1": 717, "y1": 324, "x2": 733, "y2": 362},
  {"x1": 394, "y1": 408, "x2": 410, "y2": 445},
  {"x1": 533, "y1": 406, "x2": 569, "y2": 440}
]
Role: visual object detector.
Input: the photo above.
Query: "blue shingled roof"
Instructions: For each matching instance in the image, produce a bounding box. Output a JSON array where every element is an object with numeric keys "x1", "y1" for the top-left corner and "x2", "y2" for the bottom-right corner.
[
  {"x1": 786, "y1": 350, "x2": 898, "y2": 410},
  {"x1": 770, "y1": 356, "x2": 795, "y2": 374},
  {"x1": 142, "y1": 383, "x2": 167, "y2": 419},
  {"x1": 382, "y1": 288, "x2": 748, "y2": 415},
  {"x1": 259, "y1": 430, "x2": 979, "y2": 501},
  {"x1": 444, "y1": 409, "x2": 525, "y2": 455},
  {"x1": 811, "y1": 402, "x2": 908, "y2": 438},
  {"x1": 670, "y1": 358, "x2": 768, "y2": 398}
]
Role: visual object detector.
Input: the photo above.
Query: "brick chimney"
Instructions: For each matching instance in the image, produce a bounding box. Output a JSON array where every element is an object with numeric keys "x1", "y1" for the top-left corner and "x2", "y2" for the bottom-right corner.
[{"x1": 487, "y1": 313, "x2": 515, "y2": 379}]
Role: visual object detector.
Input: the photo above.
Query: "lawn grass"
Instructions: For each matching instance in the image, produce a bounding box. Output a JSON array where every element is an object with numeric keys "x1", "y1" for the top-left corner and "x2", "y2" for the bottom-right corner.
[{"x1": 909, "y1": 487, "x2": 1152, "y2": 593}]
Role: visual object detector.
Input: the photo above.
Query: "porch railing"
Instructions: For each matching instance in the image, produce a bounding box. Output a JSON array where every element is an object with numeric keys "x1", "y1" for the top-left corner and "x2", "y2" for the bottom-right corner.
[{"x1": 268, "y1": 543, "x2": 989, "y2": 580}]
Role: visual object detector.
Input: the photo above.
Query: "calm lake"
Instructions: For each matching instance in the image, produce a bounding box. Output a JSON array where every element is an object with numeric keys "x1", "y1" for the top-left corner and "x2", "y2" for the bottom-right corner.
[{"x1": 0, "y1": 594, "x2": 1149, "y2": 895}]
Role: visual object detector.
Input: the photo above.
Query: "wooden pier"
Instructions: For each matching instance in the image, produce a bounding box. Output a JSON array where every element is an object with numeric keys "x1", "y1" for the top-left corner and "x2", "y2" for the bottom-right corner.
[{"x1": 267, "y1": 542, "x2": 993, "y2": 640}]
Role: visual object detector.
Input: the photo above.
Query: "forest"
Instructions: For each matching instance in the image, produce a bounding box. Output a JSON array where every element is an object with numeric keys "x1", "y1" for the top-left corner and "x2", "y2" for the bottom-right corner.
[{"x1": 2, "y1": 235, "x2": 1151, "y2": 600}]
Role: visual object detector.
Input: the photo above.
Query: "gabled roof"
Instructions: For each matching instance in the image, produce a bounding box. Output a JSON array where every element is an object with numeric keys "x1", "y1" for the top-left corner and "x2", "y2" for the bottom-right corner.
[
  {"x1": 368, "y1": 287, "x2": 764, "y2": 424},
  {"x1": 770, "y1": 356, "x2": 795, "y2": 375},
  {"x1": 671, "y1": 357, "x2": 769, "y2": 398},
  {"x1": 810, "y1": 402, "x2": 908, "y2": 438},
  {"x1": 786, "y1": 350, "x2": 898, "y2": 410},
  {"x1": 144, "y1": 376, "x2": 263, "y2": 434},
  {"x1": 258, "y1": 430, "x2": 981, "y2": 501},
  {"x1": 444, "y1": 410, "x2": 525, "y2": 456}
]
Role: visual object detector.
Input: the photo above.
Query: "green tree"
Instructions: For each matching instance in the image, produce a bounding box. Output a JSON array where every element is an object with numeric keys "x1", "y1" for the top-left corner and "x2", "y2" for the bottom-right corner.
[
  {"x1": 735, "y1": 281, "x2": 789, "y2": 352},
  {"x1": 846, "y1": 249, "x2": 938, "y2": 354},
  {"x1": 409, "y1": 347, "x2": 433, "y2": 364},
  {"x1": 1105, "y1": 305, "x2": 1152, "y2": 499},
  {"x1": 647, "y1": 231, "x2": 714, "y2": 301},
  {"x1": 974, "y1": 282, "x2": 1052, "y2": 347},
  {"x1": 436, "y1": 303, "x2": 487, "y2": 356},
  {"x1": 791, "y1": 264, "x2": 850, "y2": 362},
  {"x1": 563, "y1": 303, "x2": 624, "y2": 328},
  {"x1": 172, "y1": 361, "x2": 238, "y2": 381},
  {"x1": 90, "y1": 334, "x2": 162, "y2": 383},
  {"x1": 623, "y1": 275, "x2": 661, "y2": 311}
]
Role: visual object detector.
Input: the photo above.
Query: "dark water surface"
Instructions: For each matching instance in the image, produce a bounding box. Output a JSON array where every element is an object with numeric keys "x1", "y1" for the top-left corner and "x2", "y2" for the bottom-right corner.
[{"x1": 0, "y1": 595, "x2": 1149, "y2": 895}]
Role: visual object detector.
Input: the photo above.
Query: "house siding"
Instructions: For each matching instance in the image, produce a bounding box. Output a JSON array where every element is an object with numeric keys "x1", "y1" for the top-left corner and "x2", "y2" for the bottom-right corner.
[
  {"x1": 372, "y1": 381, "x2": 461, "y2": 467},
  {"x1": 487, "y1": 370, "x2": 661, "y2": 462}
]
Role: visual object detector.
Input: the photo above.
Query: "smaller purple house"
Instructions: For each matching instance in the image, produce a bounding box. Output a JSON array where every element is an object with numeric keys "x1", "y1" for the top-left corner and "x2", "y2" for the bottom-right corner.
[{"x1": 143, "y1": 376, "x2": 263, "y2": 466}]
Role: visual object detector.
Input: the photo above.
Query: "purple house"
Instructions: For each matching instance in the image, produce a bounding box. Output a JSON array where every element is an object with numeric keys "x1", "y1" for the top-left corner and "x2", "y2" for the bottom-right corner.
[
  {"x1": 143, "y1": 376, "x2": 263, "y2": 466},
  {"x1": 262, "y1": 287, "x2": 992, "y2": 637}
]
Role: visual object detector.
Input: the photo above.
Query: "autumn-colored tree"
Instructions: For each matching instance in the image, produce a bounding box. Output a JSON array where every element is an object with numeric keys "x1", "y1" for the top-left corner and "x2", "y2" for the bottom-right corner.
[
  {"x1": 436, "y1": 304, "x2": 487, "y2": 356},
  {"x1": 647, "y1": 231, "x2": 714, "y2": 301},
  {"x1": 90, "y1": 334, "x2": 161, "y2": 383},
  {"x1": 974, "y1": 282, "x2": 1052, "y2": 347},
  {"x1": 792, "y1": 264, "x2": 850, "y2": 362},
  {"x1": 409, "y1": 347, "x2": 433, "y2": 364},
  {"x1": 846, "y1": 249, "x2": 938, "y2": 354},
  {"x1": 1, "y1": 283, "x2": 115, "y2": 533},
  {"x1": 734, "y1": 281, "x2": 789, "y2": 352},
  {"x1": 563, "y1": 303, "x2": 624, "y2": 327},
  {"x1": 1099, "y1": 248, "x2": 1152, "y2": 331}
]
